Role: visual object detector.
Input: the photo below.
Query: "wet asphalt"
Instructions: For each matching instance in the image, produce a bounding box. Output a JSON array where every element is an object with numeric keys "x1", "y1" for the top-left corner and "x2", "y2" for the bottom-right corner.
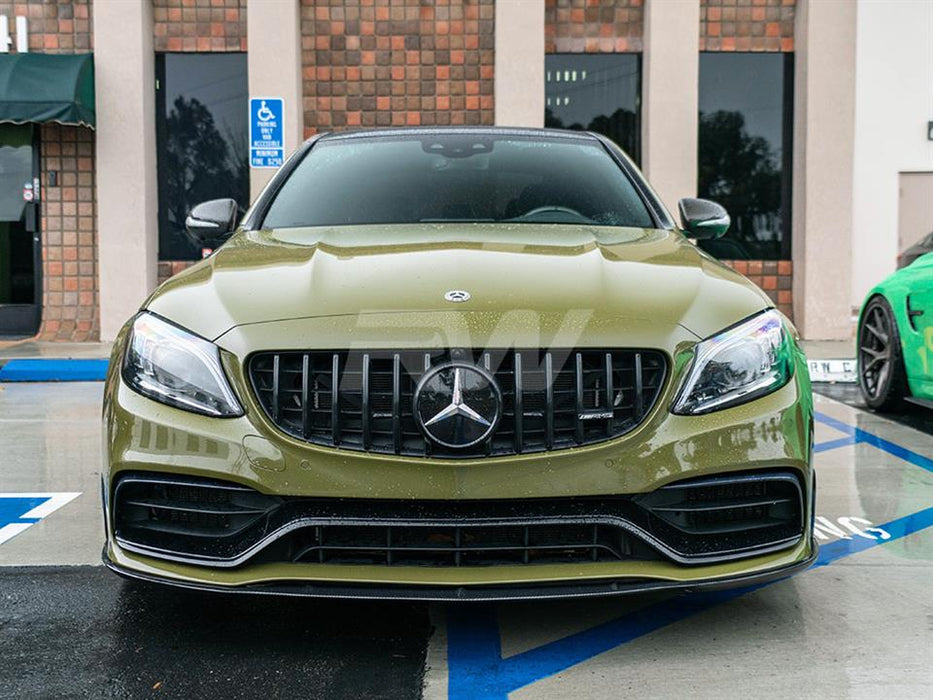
[
  {"x1": 0, "y1": 566, "x2": 431, "y2": 700},
  {"x1": 813, "y1": 382, "x2": 933, "y2": 435}
]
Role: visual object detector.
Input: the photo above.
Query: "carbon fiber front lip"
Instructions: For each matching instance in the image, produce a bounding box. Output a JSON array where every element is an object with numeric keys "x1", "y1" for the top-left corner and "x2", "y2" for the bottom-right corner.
[{"x1": 102, "y1": 539, "x2": 818, "y2": 602}]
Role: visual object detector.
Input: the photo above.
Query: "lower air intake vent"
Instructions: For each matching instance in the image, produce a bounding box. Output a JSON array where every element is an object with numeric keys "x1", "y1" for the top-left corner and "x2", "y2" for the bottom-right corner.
[
  {"x1": 112, "y1": 471, "x2": 805, "y2": 568},
  {"x1": 113, "y1": 475, "x2": 282, "y2": 561},
  {"x1": 635, "y1": 472, "x2": 804, "y2": 558}
]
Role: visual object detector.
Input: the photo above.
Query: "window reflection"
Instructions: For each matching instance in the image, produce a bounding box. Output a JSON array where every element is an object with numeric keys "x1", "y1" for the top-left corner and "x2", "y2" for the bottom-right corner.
[
  {"x1": 156, "y1": 53, "x2": 248, "y2": 261},
  {"x1": 698, "y1": 53, "x2": 793, "y2": 261},
  {"x1": 0, "y1": 125, "x2": 35, "y2": 310},
  {"x1": 544, "y1": 54, "x2": 641, "y2": 164}
]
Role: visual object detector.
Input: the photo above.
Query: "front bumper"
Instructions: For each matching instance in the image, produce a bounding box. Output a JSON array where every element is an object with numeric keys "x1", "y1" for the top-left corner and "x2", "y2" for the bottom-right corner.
[{"x1": 102, "y1": 328, "x2": 815, "y2": 599}]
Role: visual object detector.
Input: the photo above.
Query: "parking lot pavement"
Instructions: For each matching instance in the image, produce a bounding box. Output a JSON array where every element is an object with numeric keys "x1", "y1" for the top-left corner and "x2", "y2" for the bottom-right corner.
[
  {"x1": 0, "y1": 566, "x2": 429, "y2": 700},
  {"x1": 1, "y1": 382, "x2": 932, "y2": 699}
]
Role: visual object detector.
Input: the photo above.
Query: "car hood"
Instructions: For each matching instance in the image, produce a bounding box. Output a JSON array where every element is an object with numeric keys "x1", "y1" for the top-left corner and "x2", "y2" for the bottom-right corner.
[{"x1": 145, "y1": 223, "x2": 771, "y2": 345}]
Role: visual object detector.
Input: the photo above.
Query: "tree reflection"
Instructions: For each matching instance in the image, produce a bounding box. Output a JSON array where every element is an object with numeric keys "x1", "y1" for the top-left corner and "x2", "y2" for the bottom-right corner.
[
  {"x1": 698, "y1": 110, "x2": 782, "y2": 260},
  {"x1": 545, "y1": 107, "x2": 639, "y2": 165},
  {"x1": 163, "y1": 96, "x2": 247, "y2": 252}
]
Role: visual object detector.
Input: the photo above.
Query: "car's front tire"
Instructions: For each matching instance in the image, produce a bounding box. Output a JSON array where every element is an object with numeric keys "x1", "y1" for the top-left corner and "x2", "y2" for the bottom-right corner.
[{"x1": 858, "y1": 295, "x2": 909, "y2": 411}]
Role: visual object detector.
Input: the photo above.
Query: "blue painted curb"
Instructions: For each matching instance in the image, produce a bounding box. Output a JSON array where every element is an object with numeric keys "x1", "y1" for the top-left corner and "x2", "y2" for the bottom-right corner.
[{"x1": 0, "y1": 358, "x2": 110, "y2": 382}]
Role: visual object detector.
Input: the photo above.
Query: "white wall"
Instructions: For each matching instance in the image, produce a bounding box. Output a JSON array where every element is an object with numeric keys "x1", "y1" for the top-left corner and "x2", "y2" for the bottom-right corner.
[
  {"x1": 642, "y1": 0, "x2": 699, "y2": 213},
  {"x1": 494, "y1": 0, "x2": 545, "y2": 127},
  {"x1": 853, "y1": 0, "x2": 933, "y2": 308},
  {"x1": 792, "y1": 0, "x2": 857, "y2": 340},
  {"x1": 248, "y1": 0, "x2": 304, "y2": 200},
  {"x1": 95, "y1": 0, "x2": 158, "y2": 341}
]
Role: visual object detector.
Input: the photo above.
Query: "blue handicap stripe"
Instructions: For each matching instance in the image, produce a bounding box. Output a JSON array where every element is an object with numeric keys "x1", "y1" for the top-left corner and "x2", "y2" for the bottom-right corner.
[
  {"x1": 0, "y1": 496, "x2": 51, "y2": 526},
  {"x1": 447, "y1": 506, "x2": 933, "y2": 700},
  {"x1": 0, "y1": 359, "x2": 109, "y2": 382},
  {"x1": 447, "y1": 412, "x2": 933, "y2": 700},
  {"x1": 814, "y1": 435, "x2": 857, "y2": 453},
  {"x1": 815, "y1": 410, "x2": 933, "y2": 474}
]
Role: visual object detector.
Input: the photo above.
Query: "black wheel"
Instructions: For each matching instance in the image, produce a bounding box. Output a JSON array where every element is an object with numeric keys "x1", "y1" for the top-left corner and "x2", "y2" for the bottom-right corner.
[{"x1": 858, "y1": 295, "x2": 909, "y2": 411}]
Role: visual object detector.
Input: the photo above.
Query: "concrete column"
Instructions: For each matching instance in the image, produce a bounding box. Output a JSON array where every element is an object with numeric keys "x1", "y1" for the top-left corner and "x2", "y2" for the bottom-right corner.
[
  {"x1": 792, "y1": 0, "x2": 857, "y2": 339},
  {"x1": 247, "y1": 0, "x2": 304, "y2": 199},
  {"x1": 494, "y1": 0, "x2": 544, "y2": 127},
  {"x1": 642, "y1": 0, "x2": 699, "y2": 214},
  {"x1": 94, "y1": 0, "x2": 158, "y2": 341}
]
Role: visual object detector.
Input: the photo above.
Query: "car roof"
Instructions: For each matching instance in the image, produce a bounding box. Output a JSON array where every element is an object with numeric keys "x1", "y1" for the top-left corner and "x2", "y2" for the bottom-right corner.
[{"x1": 313, "y1": 126, "x2": 603, "y2": 144}]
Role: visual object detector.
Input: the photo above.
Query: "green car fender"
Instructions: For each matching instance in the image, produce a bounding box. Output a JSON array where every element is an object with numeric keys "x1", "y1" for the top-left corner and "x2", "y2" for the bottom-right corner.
[{"x1": 860, "y1": 252, "x2": 933, "y2": 401}]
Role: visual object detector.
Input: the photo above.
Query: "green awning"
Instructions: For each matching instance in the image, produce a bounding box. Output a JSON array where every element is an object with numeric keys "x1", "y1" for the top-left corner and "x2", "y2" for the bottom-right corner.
[{"x1": 0, "y1": 53, "x2": 94, "y2": 129}]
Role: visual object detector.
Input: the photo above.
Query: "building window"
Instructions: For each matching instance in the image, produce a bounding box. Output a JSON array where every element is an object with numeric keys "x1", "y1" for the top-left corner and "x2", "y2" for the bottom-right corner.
[
  {"x1": 156, "y1": 53, "x2": 249, "y2": 261},
  {"x1": 698, "y1": 52, "x2": 794, "y2": 261},
  {"x1": 544, "y1": 54, "x2": 642, "y2": 165}
]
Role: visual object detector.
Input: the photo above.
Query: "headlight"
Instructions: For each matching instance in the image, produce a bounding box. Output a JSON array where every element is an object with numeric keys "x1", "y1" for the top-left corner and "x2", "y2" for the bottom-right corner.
[
  {"x1": 672, "y1": 309, "x2": 794, "y2": 415},
  {"x1": 122, "y1": 313, "x2": 243, "y2": 417}
]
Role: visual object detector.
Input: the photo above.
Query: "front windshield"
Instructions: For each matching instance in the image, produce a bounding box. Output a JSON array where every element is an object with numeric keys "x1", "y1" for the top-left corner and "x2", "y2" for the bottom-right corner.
[{"x1": 261, "y1": 134, "x2": 655, "y2": 229}]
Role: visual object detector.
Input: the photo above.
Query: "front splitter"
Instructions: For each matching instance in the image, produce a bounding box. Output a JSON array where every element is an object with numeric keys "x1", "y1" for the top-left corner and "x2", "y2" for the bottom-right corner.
[{"x1": 102, "y1": 540, "x2": 818, "y2": 602}]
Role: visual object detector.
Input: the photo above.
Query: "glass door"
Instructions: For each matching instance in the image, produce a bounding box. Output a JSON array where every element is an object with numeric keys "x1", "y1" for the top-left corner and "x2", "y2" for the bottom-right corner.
[{"x1": 0, "y1": 124, "x2": 40, "y2": 337}]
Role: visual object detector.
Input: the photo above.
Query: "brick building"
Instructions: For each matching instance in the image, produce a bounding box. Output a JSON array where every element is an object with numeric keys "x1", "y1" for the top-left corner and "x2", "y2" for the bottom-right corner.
[{"x1": 0, "y1": 0, "x2": 923, "y2": 343}]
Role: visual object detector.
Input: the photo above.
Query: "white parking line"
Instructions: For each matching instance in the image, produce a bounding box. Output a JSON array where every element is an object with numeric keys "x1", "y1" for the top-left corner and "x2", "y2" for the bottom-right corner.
[
  {"x1": 423, "y1": 604, "x2": 450, "y2": 700},
  {"x1": 0, "y1": 523, "x2": 34, "y2": 546},
  {"x1": 15, "y1": 492, "x2": 82, "y2": 519}
]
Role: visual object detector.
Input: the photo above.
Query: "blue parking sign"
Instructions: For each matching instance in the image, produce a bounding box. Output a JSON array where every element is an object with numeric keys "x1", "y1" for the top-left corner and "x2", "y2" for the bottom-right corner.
[{"x1": 250, "y1": 97, "x2": 284, "y2": 169}]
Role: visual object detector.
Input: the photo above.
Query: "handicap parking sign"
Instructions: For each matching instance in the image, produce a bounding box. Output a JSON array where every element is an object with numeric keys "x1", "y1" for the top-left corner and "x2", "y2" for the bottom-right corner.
[{"x1": 250, "y1": 97, "x2": 284, "y2": 169}]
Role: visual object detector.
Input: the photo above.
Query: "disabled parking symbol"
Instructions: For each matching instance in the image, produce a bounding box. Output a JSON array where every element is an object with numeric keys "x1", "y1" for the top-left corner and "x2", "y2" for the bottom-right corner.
[
  {"x1": 250, "y1": 96, "x2": 284, "y2": 169},
  {"x1": 0, "y1": 493, "x2": 80, "y2": 545}
]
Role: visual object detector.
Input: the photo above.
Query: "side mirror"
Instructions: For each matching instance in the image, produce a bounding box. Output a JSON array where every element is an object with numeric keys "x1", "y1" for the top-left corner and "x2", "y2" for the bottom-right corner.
[
  {"x1": 678, "y1": 198, "x2": 730, "y2": 240},
  {"x1": 184, "y1": 198, "x2": 239, "y2": 248}
]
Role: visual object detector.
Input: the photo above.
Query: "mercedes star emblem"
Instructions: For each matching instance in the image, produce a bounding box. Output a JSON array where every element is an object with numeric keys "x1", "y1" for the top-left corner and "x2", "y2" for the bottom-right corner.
[
  {"x1": 444, "y1": 290, "x2": 471, "y2": 303},
  {"x1": 413, "y1": 363, "x2": 501, "y2": 448}
]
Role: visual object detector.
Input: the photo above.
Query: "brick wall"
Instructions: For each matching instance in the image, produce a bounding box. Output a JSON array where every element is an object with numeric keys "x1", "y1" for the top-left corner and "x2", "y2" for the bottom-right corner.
[
  {"x1": 0, "y1": 2, "x2": 98, "y2": 341},
  {"x1": 0, "y1": 0, "x2": 92, "y2": 52},
  {"x1": 723, "y1": 260, "x2": 793, "y2": 320},
  {"x1": 300, "y1": 0, "x2": 495, "y2": 134},
  {"x1": 700, "y1": 0, "x2": 795, "y2": 52},
  {"x1": 38, "y1": 124, "x2": 98, "y2": 342},
  {"x1": 157, "y1": 260, "x2": 197, "y2": 286},
  {"x1": 153, "y1": 0, "x2": 247, "y2": 52},
  {"x1": 545, "y1": 0, "x2": 643, "y2": 54}
]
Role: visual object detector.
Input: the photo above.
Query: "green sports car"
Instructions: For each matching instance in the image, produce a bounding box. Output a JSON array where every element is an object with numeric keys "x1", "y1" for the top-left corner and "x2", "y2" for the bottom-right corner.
[
  {"x1": 858, "y1": 252, "x2": 933, "y2": 411},
  {"x1": 102, "y1": 128, "x2": 816, "y2": 600}
]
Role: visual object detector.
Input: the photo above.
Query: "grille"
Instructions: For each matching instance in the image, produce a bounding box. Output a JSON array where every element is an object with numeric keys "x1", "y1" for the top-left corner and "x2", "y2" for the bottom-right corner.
[
  {"x1": 288, "y1": 523, "x2": 647, "y2": 567},
  {"x1": 247, "y1": 349, "x2": 667, "y2": 457},
  {"x1": 112, "y1": 471, "x2": 805, "y2": 568}
]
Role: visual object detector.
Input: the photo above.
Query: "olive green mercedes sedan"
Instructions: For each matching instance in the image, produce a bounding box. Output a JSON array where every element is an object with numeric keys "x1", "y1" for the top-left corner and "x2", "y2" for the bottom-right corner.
[{"x1": 102, "y1": 127, "x2": 816, "y2": 600}]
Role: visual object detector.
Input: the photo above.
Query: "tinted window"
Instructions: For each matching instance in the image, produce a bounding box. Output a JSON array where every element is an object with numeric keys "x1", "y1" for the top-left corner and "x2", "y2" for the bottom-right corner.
[
  {"x1": 544, "y1": 54, "x2": 641, "y2": 164},
  {"x1": 697, "y1": 53, "x2": 793, "y2": 261},
  {"x1": 262, "y1": 135, "x2": 654, "y2": 229},
  {"x1": 156, "y1": 53, "x2": 249, "y2": 260}
]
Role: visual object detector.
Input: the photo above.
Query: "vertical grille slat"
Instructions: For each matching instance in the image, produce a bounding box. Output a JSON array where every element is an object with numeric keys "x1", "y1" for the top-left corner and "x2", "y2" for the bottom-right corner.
[
  {"x1": 362, "y1": 353, "x2": 371, "y2": 450},
  {"x1": 301, "y1": 353, "x2": 311, "y2": 439},
  {"x1": 331, "y1": 354, "x2": 340, "y2": 446},
  {"x1": 604, "y1": 352, "x2": 614, "y2": 437},
  {"x1": 514, "y1": 351, "x2": 524, "y2": 454},
  {"x1": 634, "y1": 352, "x2": 644, "y2": 421},
  {"x1": 271, "y1": 354, "x2": 281, "y2": 422},
  {"x1": 249, "y1": 348, "x2": 667, "y2": 458},
  {"x1": 544, "y1": 352, "x2": 554, "y2": 450},
  {"x1": 392, "y1": 353, "x2": 401, "y2": 454},
  {"x1": 574, "y1": 352, "x2": 584, "y2": 444}
]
